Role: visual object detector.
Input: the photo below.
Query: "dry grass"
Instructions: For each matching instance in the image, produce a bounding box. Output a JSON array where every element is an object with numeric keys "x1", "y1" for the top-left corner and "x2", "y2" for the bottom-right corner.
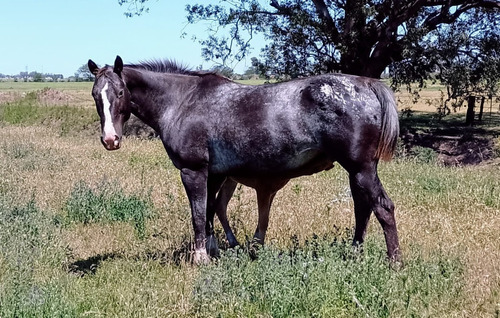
[
  {"x1": 1, "y1": 81, "x2": 499, "y2": 316},
  {"x1": 1, "y1": 123, "x2": 499, "y2": 316}
]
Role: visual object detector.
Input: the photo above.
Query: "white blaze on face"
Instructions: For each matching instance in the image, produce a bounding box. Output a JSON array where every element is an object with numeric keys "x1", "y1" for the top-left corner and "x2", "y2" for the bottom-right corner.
[
  {"x1": 320, "y1": 83, "x2": 334, "y2": 98},
  {"x1": 100, "y1": 83, "x2": 118, "y2": 142}
]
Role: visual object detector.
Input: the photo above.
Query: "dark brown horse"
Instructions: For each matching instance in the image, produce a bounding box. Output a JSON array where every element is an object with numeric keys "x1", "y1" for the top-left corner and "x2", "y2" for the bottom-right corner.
[{"x1": 88, "y1": 56, "x2": 400, "y2": 263}]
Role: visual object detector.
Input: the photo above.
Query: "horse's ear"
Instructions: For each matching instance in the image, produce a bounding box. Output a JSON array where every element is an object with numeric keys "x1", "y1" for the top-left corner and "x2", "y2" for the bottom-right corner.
[
  {"x1": 114, "y1": 55, "x2": 123, "y2": 76},
  {"x1": 88, "y1": 59, "x2": 99, "y2": 75}
]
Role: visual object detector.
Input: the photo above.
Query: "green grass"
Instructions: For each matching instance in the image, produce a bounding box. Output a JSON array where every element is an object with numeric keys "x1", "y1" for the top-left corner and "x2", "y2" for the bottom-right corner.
[
  {"x1": 65, "y1": 180, "x2": 155, "y2": 239},
  {"x1": 0, "y1": 196, "x2": 74, "y2": 317},
  {"x1": 194, "y1": 237, "x2": 463, "y2": 318},
  {"x1": 0, "y1": 192, "x2": 467, "y2": 318}
]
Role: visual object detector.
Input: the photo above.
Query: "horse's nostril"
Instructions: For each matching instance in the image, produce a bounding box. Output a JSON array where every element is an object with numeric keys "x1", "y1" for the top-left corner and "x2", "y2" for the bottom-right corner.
[{"x1": 101, "y1": 135, "x2": 120, "y2": 150}]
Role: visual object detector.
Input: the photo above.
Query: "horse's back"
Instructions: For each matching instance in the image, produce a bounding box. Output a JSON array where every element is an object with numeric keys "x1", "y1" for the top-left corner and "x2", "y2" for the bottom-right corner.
[{"x1": 194, "y1": 74, "x2": 396, "y2": 176}]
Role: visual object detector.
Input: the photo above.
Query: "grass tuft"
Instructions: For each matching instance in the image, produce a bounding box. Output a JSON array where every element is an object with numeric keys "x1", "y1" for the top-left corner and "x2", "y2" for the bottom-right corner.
[{"x1": 64, "y1": 180, "x2": 155, "y2": 239}]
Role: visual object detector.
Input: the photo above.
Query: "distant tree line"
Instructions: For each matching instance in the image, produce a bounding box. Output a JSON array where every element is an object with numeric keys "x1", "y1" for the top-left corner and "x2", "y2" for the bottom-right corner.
[{"x1": 0, "y1": 72, "x2": 64, "y2": 82}]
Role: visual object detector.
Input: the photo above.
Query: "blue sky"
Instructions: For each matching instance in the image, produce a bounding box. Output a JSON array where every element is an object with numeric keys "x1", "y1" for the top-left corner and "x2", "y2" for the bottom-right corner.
[{"x1": 0, "y1": 0, "x2": 264, "y2": 77}]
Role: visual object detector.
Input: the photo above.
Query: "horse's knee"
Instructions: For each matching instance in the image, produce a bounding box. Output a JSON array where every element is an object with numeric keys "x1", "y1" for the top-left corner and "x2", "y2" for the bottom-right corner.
[{"x1": 374, "y1": 196, "x2": 396, "y2": 226}]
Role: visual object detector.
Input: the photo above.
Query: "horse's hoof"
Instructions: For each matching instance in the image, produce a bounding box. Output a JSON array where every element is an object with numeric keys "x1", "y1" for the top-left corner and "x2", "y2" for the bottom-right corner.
[
  {"x1": 193, "y1": 248, "x2": 211, "y2": 265},
  {"x1": 247, "y1": 240, "x2": 263, "y2": 260},
  {"x1": 226, "y1": 233, "x2": 240, "y2": 249},
  {"x1": 206, "y1": 235, "x2": 220, "y2": 258}
]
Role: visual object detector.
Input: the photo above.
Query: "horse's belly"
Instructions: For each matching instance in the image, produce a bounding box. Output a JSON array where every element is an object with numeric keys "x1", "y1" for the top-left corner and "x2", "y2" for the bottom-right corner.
[{"x1": 209, "y1": 146, "x2": 332, "y2": 178}]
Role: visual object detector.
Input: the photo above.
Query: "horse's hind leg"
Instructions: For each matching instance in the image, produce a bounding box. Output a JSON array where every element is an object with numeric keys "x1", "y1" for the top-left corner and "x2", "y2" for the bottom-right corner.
[
  {"x1": 252, "y1": 179, "x2": 289, "y2": 245},
  {"x1": 214, "y1": 178, "x2": 239, "y2": 248},
  {"x1": 349, "y1": 164, "x2": 400, "y2": 262},
  {"x1": 206, "y1": 175, "x2": 228, "y2": 257}
]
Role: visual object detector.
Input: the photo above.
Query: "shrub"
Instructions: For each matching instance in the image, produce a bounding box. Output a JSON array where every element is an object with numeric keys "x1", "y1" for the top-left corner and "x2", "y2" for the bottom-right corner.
[{"x1": 409, "y1": 146, "x2": 439, "y2": 164}]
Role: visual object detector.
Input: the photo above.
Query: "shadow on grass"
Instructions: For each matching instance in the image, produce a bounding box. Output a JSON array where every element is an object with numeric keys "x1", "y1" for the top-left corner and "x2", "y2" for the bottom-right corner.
[
  {"x1": 68, "y1": 241, "x2": 194, "y2": 277},
  {"x1": 67, "y1": 229, "x2": 370, "y2": 277},
  {"x1": 399, "y1": 111, "x2": 500, "y2": 165},
  {"x1": 400, "y1": 110, "x2": 500, "y2": 136},
  {"x1": 69, "y1": 253, "x2": 118, "y2": 277}
]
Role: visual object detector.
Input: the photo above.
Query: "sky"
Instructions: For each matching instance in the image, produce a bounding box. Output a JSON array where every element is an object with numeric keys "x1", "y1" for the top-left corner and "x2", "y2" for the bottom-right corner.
[{"x1": 0, "y1": 0, "x2": 264, "y2": 77}]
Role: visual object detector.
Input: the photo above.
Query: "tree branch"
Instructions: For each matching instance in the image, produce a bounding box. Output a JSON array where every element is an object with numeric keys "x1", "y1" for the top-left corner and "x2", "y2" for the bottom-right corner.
[
  {"x1": 421, "y1": 0, "x2": 500, "y2": 9},
  {"x1": 311, "y1": 0, "x2": 340, "y2": 42}
]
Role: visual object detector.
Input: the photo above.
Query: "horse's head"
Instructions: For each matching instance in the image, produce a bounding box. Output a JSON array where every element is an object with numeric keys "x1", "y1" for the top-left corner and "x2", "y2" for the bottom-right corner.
[{"x1": 88, "y1": 56, "x2": 131, "y2": 151}]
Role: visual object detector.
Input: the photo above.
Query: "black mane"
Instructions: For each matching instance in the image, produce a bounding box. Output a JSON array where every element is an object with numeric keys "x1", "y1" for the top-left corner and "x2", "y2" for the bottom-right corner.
[{"x1": 126, "y1": 59, "x2": 220, "y2": 78}]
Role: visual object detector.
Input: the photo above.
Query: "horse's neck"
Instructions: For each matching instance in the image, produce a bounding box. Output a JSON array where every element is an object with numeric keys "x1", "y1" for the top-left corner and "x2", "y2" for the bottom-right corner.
[{"x1": 123, "y1": 68, "x2": 198, "y2": 132}]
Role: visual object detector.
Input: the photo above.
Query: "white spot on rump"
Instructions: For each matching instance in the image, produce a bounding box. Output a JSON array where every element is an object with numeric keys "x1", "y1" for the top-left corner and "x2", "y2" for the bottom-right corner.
[
  {"x1": 101, "y1": 83, "x2": 117, "y2": 138},
  {"x1": 320, "y1": 84, "x2": 334, "y2": 98}
]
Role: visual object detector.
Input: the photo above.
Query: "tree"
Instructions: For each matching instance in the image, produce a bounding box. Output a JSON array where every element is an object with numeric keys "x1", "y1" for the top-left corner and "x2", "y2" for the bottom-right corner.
[
  {"x1": 32, "y1": 72, "x2": 44, "y2": 82},
  {"x1": 243, "y1": 57, "x2": 267, "y2": 78},
  {"x1": 75, "y1": 63, "x2": 96, "y2": 82},
  {"x1": 119, "y1": 0, "x2": 500, "y2": 79},
  {"x1": 119, "y1": 0, "x2": 500, "y2": 123},
  {"x1": 210, "y1": 64, "x2": 235, "y2": 78}
]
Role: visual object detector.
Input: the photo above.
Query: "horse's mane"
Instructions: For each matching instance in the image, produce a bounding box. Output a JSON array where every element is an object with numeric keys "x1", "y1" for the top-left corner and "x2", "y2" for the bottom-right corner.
[{"x1": 125, "y1": 59, "x2": 222, "y2": 78}]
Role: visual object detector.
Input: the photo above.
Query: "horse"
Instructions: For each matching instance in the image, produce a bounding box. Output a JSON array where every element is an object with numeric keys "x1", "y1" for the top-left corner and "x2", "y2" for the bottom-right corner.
[{"x1": 88, "y1": 56, "x2": 400, "y2": 264}]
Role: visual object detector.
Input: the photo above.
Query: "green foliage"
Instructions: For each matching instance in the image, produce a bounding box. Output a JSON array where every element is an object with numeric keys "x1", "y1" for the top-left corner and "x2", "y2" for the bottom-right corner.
[
  {"x1": 409, "y1": 146, "x2": 439, "y2": 164},
  {"x1": 182, "y1": 0, "x2": 500, "y2": 80},
  {"x1": 193, "y1": 236, "x2": 464, "y2": 317},
  {"x1": 392, "y1": 14, "x2": 500, "y2": 115},
  {"x1": 74, "y1": 63, "x2": 95, "y2": 82},
  {"x1": 65, "y1": 180, "x2": 155, "y2": 238}
]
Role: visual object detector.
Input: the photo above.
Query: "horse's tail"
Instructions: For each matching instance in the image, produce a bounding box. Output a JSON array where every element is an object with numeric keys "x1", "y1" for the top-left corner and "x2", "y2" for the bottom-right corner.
[{"x1": 369, "y1": 81, "x2": 399, "y2": 161}]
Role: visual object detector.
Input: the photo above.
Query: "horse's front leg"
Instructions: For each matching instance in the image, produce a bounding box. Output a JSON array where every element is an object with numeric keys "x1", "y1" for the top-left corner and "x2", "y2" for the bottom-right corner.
[
  {"x1": 206, "y1": 175, "x2": 231, "y2": 258},
  {"x1": 349, "y1": 164, "x2": 400, "y2": 263},
  {"x1": 180, "y1": 167, "x2": 210, "y2": 264}
]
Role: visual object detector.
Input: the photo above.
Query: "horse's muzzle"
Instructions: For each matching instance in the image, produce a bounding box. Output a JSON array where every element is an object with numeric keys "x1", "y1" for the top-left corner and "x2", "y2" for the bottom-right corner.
[{"x1": 101, "y1": 135, "x2": 121, "y2": 151}]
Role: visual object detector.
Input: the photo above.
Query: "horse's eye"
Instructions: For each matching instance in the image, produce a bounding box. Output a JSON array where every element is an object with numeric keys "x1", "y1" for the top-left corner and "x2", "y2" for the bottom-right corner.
[{"x1": 118, "y1": 90, "x2": 124, "y2": 98}]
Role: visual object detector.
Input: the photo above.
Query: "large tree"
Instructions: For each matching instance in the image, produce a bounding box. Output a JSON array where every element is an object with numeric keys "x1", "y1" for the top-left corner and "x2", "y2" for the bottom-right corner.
[
  {"x1": 120, "y1": 0, "x2": 500, "y2": 123},
  {"x1": 120, "y1": 0, "x2": 500, "y2": 79}
]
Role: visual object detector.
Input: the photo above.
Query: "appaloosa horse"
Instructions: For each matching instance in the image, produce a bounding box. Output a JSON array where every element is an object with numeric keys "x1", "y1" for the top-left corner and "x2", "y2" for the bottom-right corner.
[{"x1": 88, "y1": 56, "x2": 400, "y2": 263}]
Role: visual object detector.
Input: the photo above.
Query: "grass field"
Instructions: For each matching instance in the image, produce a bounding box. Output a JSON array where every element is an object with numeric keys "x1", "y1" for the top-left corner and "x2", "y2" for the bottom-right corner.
[{"x1": 0, "y1": 82, "x2": 499, "y2": 317}]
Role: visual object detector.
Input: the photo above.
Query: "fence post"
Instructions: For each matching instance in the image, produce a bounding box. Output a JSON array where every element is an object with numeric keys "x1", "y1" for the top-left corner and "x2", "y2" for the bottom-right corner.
[{"x1": 478, "y1": 96, "x2": 485, "y2": 122}]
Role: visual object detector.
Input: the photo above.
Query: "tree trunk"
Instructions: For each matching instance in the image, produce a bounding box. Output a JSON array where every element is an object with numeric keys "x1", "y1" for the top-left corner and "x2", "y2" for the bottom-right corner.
[{"x1": 466, "y1": 96, "x2": 475, "y2": 126}]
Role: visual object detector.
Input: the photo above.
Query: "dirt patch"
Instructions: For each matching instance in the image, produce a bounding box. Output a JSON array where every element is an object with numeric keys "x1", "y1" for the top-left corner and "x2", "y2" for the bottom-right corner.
[
  {"x1": 0, "y1": 88, "x2": 76, "y2": 106},
  {"x1": 401, "y1": 131, "x2": 495, "y2": 166},
  {"x1": 0, "y1": 91, "x2": 22, "y2": 104}
]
